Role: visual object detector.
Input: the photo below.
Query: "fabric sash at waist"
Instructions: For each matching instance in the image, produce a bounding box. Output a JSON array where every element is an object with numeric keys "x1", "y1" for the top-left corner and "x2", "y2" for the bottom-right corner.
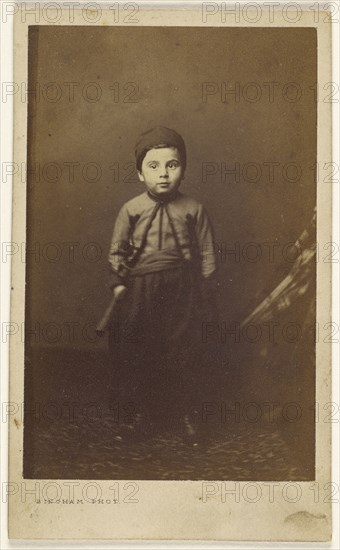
[{"x1": 129, "y1": 249, "x2": 188, "y2": 277}]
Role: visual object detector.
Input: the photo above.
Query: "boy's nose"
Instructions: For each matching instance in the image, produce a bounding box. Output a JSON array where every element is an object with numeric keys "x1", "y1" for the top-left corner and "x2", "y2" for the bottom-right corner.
[{"x1": 159, "y1": 167, "x2": 169, "y2": 178}]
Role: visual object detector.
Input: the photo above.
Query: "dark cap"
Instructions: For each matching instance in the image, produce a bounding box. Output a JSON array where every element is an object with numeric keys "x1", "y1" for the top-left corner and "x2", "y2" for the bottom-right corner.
[{"x1": 135, "y1": 126, "x2": 186, "y2": 172}]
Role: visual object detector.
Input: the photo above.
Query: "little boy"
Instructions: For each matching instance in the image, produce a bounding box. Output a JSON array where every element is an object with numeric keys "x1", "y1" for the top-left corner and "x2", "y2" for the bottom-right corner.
[{"x1": 108, "y1": 126, "x2": 216, "y2": 437}]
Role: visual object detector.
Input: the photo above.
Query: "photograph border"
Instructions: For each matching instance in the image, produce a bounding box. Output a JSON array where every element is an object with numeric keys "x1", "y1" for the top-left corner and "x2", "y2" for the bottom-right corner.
[{"x1": 5, "y1": 1, "x2": 335, "y2": 542}]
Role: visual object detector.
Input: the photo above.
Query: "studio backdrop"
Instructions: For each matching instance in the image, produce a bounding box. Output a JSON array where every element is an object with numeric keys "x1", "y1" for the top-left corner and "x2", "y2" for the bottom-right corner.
[{"x1": 24, "y1": 26, "x2": 316, "y2": 479}]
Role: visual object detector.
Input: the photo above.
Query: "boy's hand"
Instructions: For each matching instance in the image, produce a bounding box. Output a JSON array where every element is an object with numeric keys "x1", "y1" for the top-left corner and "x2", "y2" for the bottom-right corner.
[{"x1": 113, "y1": 285, "x2": 127, "y2": 300}]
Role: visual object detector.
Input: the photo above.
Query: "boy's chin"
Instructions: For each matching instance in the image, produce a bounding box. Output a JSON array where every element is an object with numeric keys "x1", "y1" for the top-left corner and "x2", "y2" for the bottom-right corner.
[
  {"x1": 156, "y1": 188, "x2": 172, "y2": 194},
  {"x1": 153, "y1": 184, "x2": 180, "y2": 196}
]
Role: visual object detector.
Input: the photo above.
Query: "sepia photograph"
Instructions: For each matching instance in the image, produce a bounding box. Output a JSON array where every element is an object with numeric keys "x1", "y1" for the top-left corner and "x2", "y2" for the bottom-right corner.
[
  {"x1": 6, "y1": 2, "x2": 334, "y2": 542},
  {"x1": 23, "y1": 24, "x2": 317, "y2": 481}
]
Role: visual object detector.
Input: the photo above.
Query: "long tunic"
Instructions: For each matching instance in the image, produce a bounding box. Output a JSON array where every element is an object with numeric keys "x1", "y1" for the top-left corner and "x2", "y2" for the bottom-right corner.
[
  {"x1": 108, "y1": 190, "x2": 216, "y2": 286},
  {"x1": 107, "y1": 190, "x2": 217, "y2": 419}
]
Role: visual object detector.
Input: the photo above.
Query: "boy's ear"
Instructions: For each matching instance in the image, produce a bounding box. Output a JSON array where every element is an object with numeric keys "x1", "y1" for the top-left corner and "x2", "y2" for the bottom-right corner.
[{"x1": 137, "y1": 170, "x2": 145, "y2": 183}]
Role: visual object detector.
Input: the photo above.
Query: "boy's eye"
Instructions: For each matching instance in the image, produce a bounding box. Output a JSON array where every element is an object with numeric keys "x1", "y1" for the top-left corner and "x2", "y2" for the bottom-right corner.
[
  {"x1": 168, "y1": 162, "x2": 180, "y2": 169},
  {"x1": 149, "y1": 163, "x2": 157, "y2": 169}
]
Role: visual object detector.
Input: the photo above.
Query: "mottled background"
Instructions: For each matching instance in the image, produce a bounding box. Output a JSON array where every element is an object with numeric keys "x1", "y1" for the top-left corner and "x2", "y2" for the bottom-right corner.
[{"x1": 24, "y1": 26, "x2": 316, "y2": 479}]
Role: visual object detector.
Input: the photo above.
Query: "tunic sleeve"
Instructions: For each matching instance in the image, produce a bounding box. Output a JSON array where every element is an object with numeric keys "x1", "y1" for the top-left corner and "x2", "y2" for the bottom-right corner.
[
  {"x1": 108, "y1": 204, "x2": 131, "y2": 288},
  {"x1": 195, "y1": 204, "x2": 217, "y2": 279}
]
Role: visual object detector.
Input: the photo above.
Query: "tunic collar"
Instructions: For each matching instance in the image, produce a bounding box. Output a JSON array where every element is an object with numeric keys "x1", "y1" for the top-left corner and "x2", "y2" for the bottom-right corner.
[{"x1": 146, "y1": 189, "x2": 180, "y2": 204}]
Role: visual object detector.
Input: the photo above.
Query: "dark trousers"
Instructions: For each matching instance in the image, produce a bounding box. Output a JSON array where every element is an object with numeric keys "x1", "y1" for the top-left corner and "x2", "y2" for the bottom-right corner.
[{"x1": 108, "y1": 264, "x2": 206, "y2": 426}]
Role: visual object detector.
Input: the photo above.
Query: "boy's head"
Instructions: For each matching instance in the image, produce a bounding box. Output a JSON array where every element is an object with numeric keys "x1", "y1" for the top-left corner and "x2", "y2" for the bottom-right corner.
[{"x1": 135, "y1": 127, "x2": 186, "y2": 197}]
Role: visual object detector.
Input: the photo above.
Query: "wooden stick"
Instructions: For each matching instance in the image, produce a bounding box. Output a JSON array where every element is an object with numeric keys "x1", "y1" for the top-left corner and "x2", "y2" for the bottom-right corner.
[{"x1": 96, "y1": 289, "x2": 127, "y2": 336}]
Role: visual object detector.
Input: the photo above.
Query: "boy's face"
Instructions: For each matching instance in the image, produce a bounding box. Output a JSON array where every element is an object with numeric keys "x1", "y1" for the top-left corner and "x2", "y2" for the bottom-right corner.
[{"x1": 138, "y1": 147, "x2": 184, "y2": 197}]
